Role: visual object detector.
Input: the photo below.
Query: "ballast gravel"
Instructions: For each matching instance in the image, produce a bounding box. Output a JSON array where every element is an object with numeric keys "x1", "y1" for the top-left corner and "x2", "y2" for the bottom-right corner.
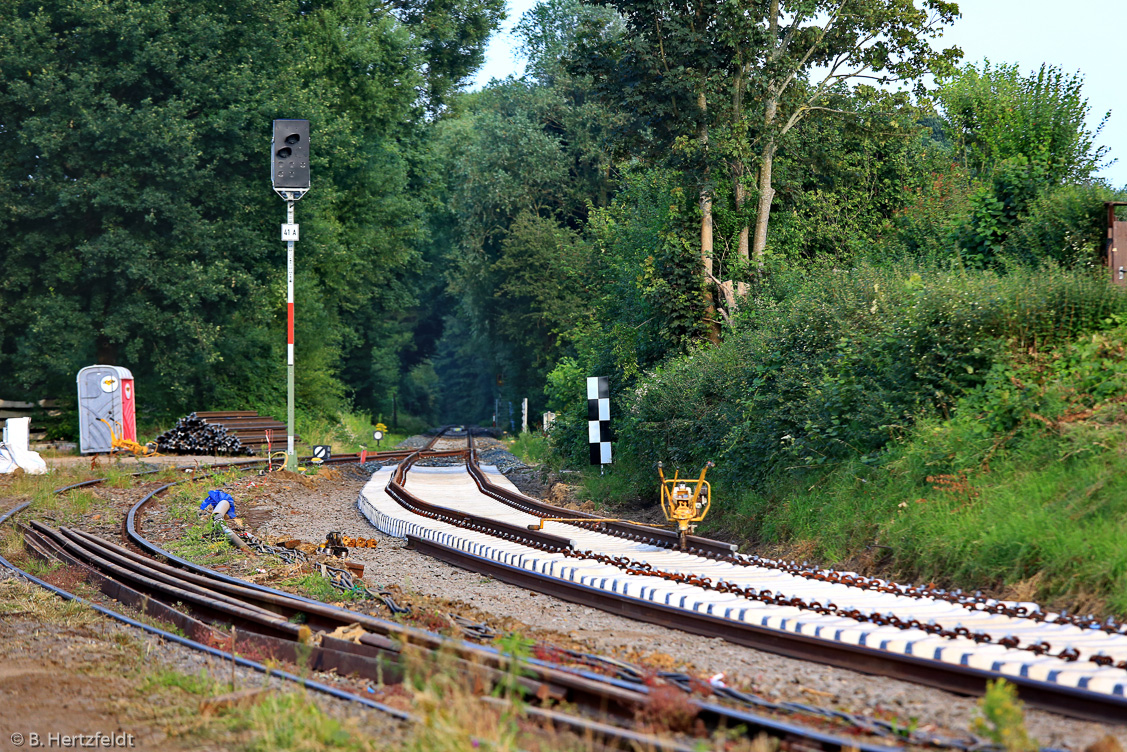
[{"x1": 248, "y1": 449, "x2": 1124, "y2": 750}]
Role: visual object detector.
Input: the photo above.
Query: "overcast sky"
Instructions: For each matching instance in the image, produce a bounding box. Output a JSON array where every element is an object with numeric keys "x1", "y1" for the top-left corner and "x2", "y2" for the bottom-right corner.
[{"x1": 471, "y1": 0, "x2": 1126, "y2": 188}]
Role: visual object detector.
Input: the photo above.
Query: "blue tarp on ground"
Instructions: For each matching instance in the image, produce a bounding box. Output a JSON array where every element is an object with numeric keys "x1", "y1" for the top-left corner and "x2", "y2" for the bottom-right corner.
[{"x1": 199, "y1": 489, "x2": 237, "y2": 518}]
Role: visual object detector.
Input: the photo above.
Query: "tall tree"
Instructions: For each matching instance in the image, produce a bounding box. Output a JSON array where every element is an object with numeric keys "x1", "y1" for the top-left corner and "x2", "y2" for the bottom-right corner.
[
  {"x1": 429, "y1": 0, "x2": 623, "y2": 419},
  {"x1": 0, "y1": 0, "x2": 500, "y2": 418},
  {"x1": 572, "y1": 0, "x2": 766, "y2": 339},
  {"x1": 748, "y1": 0, "x2": 961, "y2": 264},
  {"x1": 931, "y1": 61, "x2": 1113, "y2": 266},
  {"x1": 938, "y1": 61, "x2": 1111, "y2": 184}
]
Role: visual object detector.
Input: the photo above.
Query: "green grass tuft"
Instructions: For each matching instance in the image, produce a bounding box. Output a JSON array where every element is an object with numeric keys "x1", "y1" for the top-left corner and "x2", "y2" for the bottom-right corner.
[{"x1": 504, "y1": 433, "x2": 549, "y2": 465}]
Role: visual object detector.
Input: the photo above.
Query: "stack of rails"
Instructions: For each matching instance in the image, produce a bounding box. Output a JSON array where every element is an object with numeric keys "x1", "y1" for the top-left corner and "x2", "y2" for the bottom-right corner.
[
  {"x1": 358, "y1": 449, "x2": 1127, "y2": 723},
  {"x1": 155, "y1": 411, "x2": 296, "y2": 455}
]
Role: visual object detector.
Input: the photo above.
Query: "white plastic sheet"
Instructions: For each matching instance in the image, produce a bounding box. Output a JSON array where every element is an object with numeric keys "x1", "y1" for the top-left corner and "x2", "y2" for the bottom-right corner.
[{"x1": 0, "y1": 417, "x2": 49, "y2": 474}]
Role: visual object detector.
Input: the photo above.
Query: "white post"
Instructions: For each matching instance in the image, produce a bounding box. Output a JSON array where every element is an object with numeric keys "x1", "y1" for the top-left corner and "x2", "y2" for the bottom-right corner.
[
  {"x1": 521, "y1": 398, "x2": 528, "y2": 434},
  {"x1": 286, "y1": 199, "x2": 296, "y2": 470}
]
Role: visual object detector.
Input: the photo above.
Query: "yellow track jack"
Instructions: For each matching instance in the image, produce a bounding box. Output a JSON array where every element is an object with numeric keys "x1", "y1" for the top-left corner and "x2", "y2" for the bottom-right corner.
[
  {"x1": 98, "y1": 418, "x2": 160, "y2": 458},
  {"x1": 658, "y1": 461, "x2": 714, "y2": 550}
]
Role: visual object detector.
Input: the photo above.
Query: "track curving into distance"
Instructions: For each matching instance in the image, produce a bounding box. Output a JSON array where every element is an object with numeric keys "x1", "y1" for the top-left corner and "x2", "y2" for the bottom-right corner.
[{"x1": 356, "y1": 431, "x2": 1127, "y2": 725}]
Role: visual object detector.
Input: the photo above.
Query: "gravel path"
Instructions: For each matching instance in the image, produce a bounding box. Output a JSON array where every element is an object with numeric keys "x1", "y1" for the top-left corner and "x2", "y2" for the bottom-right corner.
[{"x1": 249, "y1": 448, "x2": 1126, "y2": 750}]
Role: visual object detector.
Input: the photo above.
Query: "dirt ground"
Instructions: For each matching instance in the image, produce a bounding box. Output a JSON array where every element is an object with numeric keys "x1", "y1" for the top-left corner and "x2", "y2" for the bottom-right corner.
[
  {"x1": 0, "y1": 465, "x2": 402, "y2": 752},
  {"x1": 0, "y1": 573, "x2": 406, "y2": 752}
]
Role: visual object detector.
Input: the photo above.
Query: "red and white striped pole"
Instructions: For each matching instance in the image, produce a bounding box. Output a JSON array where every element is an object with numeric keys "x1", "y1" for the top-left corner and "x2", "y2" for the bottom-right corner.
[{"x1": 286, "y1": 198, "x2": 296, "y2": 470}]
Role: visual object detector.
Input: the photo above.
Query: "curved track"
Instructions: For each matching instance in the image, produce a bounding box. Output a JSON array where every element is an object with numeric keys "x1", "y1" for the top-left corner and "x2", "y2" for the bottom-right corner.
[
  {"x1": 357, "y1": 431, "x2": 1127, "y2": 725},
  {"x1": 1, "y1": 431, "x2": 908, "y2": 752}
]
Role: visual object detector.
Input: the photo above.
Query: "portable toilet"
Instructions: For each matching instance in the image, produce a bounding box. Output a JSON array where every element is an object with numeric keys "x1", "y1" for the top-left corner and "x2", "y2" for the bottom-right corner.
[{"x1": 77, "y1": 365, "x2": 136, "y2": 454}]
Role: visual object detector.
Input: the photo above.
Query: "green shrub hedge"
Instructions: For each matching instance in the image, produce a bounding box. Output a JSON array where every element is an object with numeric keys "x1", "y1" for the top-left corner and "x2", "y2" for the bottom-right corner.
[{"x1": 549, "y1": 262, "x2": 1127, "y2": 495}]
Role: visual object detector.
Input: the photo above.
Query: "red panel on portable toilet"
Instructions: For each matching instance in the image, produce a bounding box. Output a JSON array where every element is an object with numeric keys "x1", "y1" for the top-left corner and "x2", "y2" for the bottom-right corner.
[{"x1": 121, "y1": 377, "x2": 136, "y2": 442}]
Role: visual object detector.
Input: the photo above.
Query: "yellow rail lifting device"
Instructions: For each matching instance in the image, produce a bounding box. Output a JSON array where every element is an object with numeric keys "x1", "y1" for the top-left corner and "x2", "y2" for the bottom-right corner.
[
  {"x1": 98, "y1": 418, "x2": 160, "y2": 458},
  {"x1": 658, "y1": 460, "x2": 714, "y2": 550}
]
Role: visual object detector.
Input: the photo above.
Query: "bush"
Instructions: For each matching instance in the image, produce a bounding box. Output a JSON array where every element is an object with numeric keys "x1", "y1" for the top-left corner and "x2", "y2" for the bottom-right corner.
[
  {"x1": 1000, "y1": 182, "x2": 1120, "y2": 267},
  {"x1": 950, "y1": 161, "x2": 1123, "y2": 268},
  {"x1": 553, "y1": 261, "x2": 1127, "y2": 497},
  {"x1": 717, "y1": 321, "x2": 1127, "y2": 614}
]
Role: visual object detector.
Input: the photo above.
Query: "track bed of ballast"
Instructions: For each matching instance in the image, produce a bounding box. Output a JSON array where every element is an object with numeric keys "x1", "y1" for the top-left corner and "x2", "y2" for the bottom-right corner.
[{"x1": 358, "y1": 462, "x2": 1127, "y2": 722}]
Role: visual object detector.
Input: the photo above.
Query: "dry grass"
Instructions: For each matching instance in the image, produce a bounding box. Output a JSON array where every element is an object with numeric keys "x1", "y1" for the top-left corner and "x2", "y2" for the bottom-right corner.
[{"x1": 0, "y1": 577, "x2": 99, "y2": 627}]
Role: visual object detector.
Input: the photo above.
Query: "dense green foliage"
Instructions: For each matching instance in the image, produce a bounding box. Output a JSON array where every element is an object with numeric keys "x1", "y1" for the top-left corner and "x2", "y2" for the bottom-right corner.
[
  {"x1": 549, "y1": 263, "x2": 1127, "y2": 482},
  {"x1": 4, "y1": 0, "x2": 1127, "y2": 612},
  {"x1": 0, "y1": 0, "x2": 501, "y2": 423},
  {"x1": 941, "y1": 62, "x2": 1112, "y2": 265},
  {"x1": 425, "y1": 0, "x2": 622, "y2": 423},
  {"x1": 940, "y1": 62, "x2": 1110, "y2": 185},
  {"x1": 714, "y1": 319, "x2": 1127, "y2": 614},
  {"x1": 538, "y1": 52, "x2": 1123, "y2": 478}
]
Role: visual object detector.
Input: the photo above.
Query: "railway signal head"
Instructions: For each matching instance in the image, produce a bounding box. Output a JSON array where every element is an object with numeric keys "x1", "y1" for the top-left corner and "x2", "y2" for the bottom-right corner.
[{"x1": 272, "y1": 119, "x2": 310, "y2": 193}]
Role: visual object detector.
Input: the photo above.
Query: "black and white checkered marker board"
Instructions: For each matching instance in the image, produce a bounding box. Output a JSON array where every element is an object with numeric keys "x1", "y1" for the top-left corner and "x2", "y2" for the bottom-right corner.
[
  {"x1": 312, "y1": 445, "x2": 331, "y2": 460},
  {"x1": 587, "y1": 376, "x2": 612, "y2": 465}
]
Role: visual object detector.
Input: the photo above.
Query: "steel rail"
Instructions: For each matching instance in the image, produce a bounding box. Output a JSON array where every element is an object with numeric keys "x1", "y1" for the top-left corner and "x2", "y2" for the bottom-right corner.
[
  {"x1": 466, "y1": 433, "x2": 1123, "y2": 642},
  {"x1": 35, "y1": 523, "x2": 303, "y2": 633},
  {"x1": 4, "y1": 542, "x2": 721, "y2": 752},
  {"x1": 469, "y1": 432, "x2": 1127, "y2": 640},
  {"x1": 441, "y1": 435, "x2": 1127, "y2": 723},
  {"x1": 0, "y1": 500, "x2": 414, "y2": 721},
  {"x1": 403, "y1": 531, "x2": 1127, "y2": 725},
  {"x1": 39, "y1": 427, "x2": 1119, "y2": 743},
  {"x1": 19, "y1": 525, "x2": 827, "y2": 750},
  {"x1": 386, "y1": 448, "x2": 576, "y2": 552},
  {"x1": 25, "y1": 524, "x2": 587, "y2": 705},
  {"x1": 87, "y1": 517, "x2": 899, "y2": 751},
  {"x1": 464, "y1": 436, "x2": 737, "y2": 557},
  {"x1": 112, "y1": 429, "x2": 906, "y2": 750},
  {"x1": 8, "y1": 452, "x2": 693, "y2": 746},
  {"x1": 20, "y1": 522, "x2": 411, "y2": 686}
]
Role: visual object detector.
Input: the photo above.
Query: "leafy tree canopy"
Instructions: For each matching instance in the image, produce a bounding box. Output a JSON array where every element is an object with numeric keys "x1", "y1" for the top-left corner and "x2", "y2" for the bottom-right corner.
[
  {"x1": 0, "y1": 0, "x2": 500, "y2": 419},
  {"x1": 938, "y1": 61, "x2": 1112, "y2": 185}
]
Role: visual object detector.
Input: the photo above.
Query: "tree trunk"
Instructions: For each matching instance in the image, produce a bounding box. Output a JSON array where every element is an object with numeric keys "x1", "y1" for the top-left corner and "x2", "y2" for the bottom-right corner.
[
  {"x1": 750, "y1": 0, "x2": 781, "y2": 268},
  {"x1": 751, "y1": 141, "x2": 775, "y2": 267},
  {"x1": 699, "y1": 90, "x2": 720, "y2": 344},
  {"x1": 733, "y1": 64, "x2": 749, "y2": 263},
  {"x1": 736, "y1": 178, "x2": 749, "y2": 262}
]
